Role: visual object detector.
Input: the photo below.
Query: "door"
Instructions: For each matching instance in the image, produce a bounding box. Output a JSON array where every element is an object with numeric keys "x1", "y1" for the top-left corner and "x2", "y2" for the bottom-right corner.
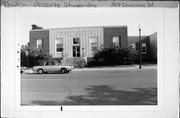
[
  {"x1": 43, "y1": 61, "x2": 50, "y2": 72},
  {"x1": 72, "y1": 38, "x2": 80, "y2": 57},
  {"x1": 73, "y1": 46, "x2": 80, "y2": 57}
]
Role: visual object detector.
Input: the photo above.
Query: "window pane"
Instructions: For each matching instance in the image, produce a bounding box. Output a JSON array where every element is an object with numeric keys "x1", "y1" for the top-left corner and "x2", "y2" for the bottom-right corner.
[
  {"x1": 56, "y1": 38, "x2": 63, "y2": 52},
  {"x1": 90, "y1": 38, "x2": 98, "y2": 56},
  {"x1": 113, "y1": 37, "x2": 119, "y2": 47},
  {"x1": 37, "y1": 39, "x2": 42, "y2": 44},
  {"x1": 37, "y1": 44, "x2": 42, "y2": 49},
  {"x1": 90, "y1": 38, "x2": 97, "y2": 43},
  {"x1": 91, "y1": 47, "x2": 98, "y2": 55},
  {"x1": 142, "y1": 43, "x2": 146, "y2": 47},
  {"x1": 142, "y1": 43, "x2": 146, "y2": 53},
  {"x1": 45, "y1": 62, "x2": 49, "y2": 66},
  {"x1": 73, "y1": 46, "x2": 76, "y2": 57},
  {"x1": 73, "y1": 38, "x2": 80, "y2": 44},
  {"x1": 37, "y1": 39, "x2": 42, "y2": 49},
  {"x1": 142, "y1": 47, "x2": 146, "y2": 52},
  {"x1": 77, "y1": 46, "x2": 80, "y2": 57},
  {"x1": 56, "y1": 44, "x2": 63, "y2": 52},
  {"x1": 73, "y1": 46, "x2": 80, "y2": 57},
  {"x1": 56, "y1": 38, "x2": 63, "y2": 44}
]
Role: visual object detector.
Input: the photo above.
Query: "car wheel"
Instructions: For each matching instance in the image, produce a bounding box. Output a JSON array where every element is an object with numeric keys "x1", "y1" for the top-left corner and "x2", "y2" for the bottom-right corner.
[
  {"x1": 60, "y1": 68, "x2": 67, "y2": 74},
  {"x1": 38, "y1": 69, "x2": 44, "y2": 74}
]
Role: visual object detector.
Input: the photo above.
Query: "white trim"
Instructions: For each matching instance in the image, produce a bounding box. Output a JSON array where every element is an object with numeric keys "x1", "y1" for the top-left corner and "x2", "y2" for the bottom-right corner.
[
  {"x1": 36, "y1": 39, "x2": 42, "y2": 49},
  {"x1": 55, "y1": 38, "x2": 63, "y2": 58}
]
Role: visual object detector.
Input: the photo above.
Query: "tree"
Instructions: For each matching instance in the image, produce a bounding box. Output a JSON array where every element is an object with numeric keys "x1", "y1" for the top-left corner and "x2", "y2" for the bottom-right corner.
[
  {"x1": 21, "y1": 44, "x2": 53, "y2": 67},
  {"x1": 31, "y1": 24, "x2": 43, "y2": 30}
]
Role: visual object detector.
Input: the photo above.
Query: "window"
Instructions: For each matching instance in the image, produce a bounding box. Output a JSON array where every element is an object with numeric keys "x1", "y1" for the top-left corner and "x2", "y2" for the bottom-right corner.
[
  {"x1": 37, "y1": 39, "x2": 42, "y2": 49},
  {"x1": 113, "y1": 36, "x2": 120, "y2": 47},
  {"x1": 130, "y1": 43, "x2": 136, "y2": 50},
  {"x1": 142, "y1": 43, "x2": 147, "y2": 54},
  {"x1": 90, "y1": 37, "x2": 98, "y2": 55},
  {"x1": 45, "y1": 62, "x2": 49, "y2": 66},
  {"x1": 73, "y1": 38, "x2": 80, "y2": 45},
  {"x1": 56, "y1": 38, "x2": 63, "y2": 52}
]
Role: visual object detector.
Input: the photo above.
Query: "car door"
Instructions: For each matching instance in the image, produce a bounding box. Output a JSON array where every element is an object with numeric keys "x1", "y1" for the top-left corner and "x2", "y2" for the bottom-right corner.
[
  {"x1": 43, "y1": 61, "x2": 50, "y2": 72},
  {"x1": 49, "y1": 61, "x2": 56, "y2": 72}
]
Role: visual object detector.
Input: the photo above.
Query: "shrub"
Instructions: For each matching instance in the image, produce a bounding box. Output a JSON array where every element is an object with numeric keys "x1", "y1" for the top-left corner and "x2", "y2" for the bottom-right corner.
[{"x1": 93, "y1": 46, "x2": 136, "y2": 66}]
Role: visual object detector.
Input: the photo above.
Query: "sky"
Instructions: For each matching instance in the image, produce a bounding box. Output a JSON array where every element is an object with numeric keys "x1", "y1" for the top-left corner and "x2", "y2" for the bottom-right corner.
[{"x1": 16, "y1": 8, "x2": 163, "y2": 45}]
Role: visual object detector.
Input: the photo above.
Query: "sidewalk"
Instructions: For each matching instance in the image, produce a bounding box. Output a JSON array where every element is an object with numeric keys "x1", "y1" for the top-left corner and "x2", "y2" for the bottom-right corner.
[
  {"x1": 22, "y1": 64, "x2": 157, "y2": 73},
  {"x1": 73, "y1": 64, "x2": 157, "y2": 72}
]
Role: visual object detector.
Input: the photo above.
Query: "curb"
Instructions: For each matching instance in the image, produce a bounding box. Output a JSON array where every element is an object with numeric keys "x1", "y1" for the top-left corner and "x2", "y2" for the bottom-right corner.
[
  {"x1": 22, "y1": 65, "x2": 157, "y2": 73},
  {"x1": 72, "y1": 65, "x2": 157, "y2": 72}
]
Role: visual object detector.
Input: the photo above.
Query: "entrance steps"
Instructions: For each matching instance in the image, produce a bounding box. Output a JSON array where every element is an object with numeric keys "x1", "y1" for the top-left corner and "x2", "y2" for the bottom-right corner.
[{"x1": 61, "y1": 57, "x2": 86, "y2": 68}]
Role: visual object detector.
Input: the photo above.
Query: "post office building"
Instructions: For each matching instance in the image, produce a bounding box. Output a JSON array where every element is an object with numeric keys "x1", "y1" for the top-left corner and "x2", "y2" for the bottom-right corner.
[{"x1": 29, "y1": 26, "x2": 128, "y2": 60}]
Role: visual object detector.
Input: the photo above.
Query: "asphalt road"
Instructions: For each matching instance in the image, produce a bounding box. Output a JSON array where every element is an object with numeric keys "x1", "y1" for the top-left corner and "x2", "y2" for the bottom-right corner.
[{"x1": 21, "y1": 69, "x2": 157, "y2": 105}]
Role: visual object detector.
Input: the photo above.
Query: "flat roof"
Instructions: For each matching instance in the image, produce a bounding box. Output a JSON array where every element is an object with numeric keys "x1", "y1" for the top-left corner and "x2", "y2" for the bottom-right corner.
[{"x1": 29, "y1": 25, "x2": 128, "y2": 32}]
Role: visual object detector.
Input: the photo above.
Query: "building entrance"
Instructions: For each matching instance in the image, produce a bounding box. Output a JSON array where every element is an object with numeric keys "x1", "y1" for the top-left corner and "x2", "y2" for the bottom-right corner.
[
  {"x1": 72, "y1": 38, "x2": 80, "y2": 57},
  {"x1": 73, "y1": 46, "x2": 80, "y2": 57}
]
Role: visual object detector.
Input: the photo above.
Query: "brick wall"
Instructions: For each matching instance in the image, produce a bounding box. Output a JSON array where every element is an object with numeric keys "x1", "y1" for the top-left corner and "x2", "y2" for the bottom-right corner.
[
  {"x1": 103, "y1": 26, "x2": 128, "y2": 48},
  {"x1": 128, "y1": 36, "x2": 152, "y2": 61},
  {"x1": 29, "y1": 30, "x2": 49, "y2": 54},
  {"x1": 149, "y1": 32, "x2": 157, "y2": 61},
  {"x1": 137, "y1": 36, "x2": 151, "y2": 61}
]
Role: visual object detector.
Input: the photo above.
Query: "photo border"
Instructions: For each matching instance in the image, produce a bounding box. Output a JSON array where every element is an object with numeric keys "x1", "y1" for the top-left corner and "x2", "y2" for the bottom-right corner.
[{"x1": 1, "y1": 4, "x2": 179, "y2": 118}]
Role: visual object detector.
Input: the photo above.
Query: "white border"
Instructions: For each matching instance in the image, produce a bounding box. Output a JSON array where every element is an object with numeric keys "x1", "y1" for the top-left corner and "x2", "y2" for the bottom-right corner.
[{"x1": 1, "y1": 7, "x2": 179, "y2": 118}]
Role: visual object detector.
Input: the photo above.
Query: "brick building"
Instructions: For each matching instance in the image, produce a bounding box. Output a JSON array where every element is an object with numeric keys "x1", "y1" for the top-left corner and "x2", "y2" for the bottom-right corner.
[
  {"x1": 29, "y1": 26, "x2": 157, "y2": 63},
  {"x1": 29, "y1": 26, "x2": 128, "y2": 61},
  {"x1": 128, "y1": 32, "x2": 157, "y2": 62}
]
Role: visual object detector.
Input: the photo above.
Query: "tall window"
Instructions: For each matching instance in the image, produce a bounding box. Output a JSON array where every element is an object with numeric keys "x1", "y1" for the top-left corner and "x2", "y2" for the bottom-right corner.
[
  {"x1": 56, "y1": 38, "x2": 63, "y2": 52},
  {"x1": 142, "y1": 43, "x2": 147, "y2": 54},
  {"x1": 37, "y1": 39, "x2": 42, "y2": 49},
  {"x1": 90, "y1": 37, "x2": 98, "y2": 55},
  {"x1": 113, "y1": 36, "x2": 120, "y2": 47}
]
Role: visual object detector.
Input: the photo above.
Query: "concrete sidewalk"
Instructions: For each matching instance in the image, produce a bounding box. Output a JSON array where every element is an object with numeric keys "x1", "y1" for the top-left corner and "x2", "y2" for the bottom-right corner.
[{"x1": 22, "y1": 64, "x2": 157, "y2": 73}]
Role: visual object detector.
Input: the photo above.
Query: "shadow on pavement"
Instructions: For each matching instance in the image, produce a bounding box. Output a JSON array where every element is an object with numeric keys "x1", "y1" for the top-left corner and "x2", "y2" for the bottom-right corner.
[
  {"x1": 30, "y1": 85, "x2": 157, "y2": 105},
  {"x1": 30, "y1": 101, "x2": 62, "y2": 106}
]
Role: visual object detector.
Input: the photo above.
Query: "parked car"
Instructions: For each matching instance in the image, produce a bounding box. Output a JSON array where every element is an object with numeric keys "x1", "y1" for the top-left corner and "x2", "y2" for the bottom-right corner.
[{"x1": 32, "y1": 61, "x2": 73, "y2": 74}]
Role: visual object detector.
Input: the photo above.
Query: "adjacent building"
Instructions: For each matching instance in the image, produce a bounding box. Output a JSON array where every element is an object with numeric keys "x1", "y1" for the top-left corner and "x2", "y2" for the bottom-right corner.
[{"x1": 128, "y1": 32, "x2": 157, "y2": 62}]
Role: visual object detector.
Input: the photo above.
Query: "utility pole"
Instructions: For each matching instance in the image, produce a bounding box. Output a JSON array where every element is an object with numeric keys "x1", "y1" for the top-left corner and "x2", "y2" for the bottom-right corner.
[
  {"x1": 138, "y1": 25, "x2": 142, "y2": 69},
  {"x1": 26, "y1": 50, "x2": 29, "y2": 68},
  {"x1": 26, "y1": 43, "x2": 30, "y2": 68}
]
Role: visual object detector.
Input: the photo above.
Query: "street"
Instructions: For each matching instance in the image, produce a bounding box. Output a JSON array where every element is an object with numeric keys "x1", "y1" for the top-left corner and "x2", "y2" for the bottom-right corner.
[{"x1": 21, "y1": 69, "x2": 157, "y2": 105}]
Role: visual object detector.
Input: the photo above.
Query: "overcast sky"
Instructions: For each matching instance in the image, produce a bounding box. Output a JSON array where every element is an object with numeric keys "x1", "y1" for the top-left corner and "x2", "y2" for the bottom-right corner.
[{"x1": 16, "y1": 8, "x2": 163, "y2": 45}]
